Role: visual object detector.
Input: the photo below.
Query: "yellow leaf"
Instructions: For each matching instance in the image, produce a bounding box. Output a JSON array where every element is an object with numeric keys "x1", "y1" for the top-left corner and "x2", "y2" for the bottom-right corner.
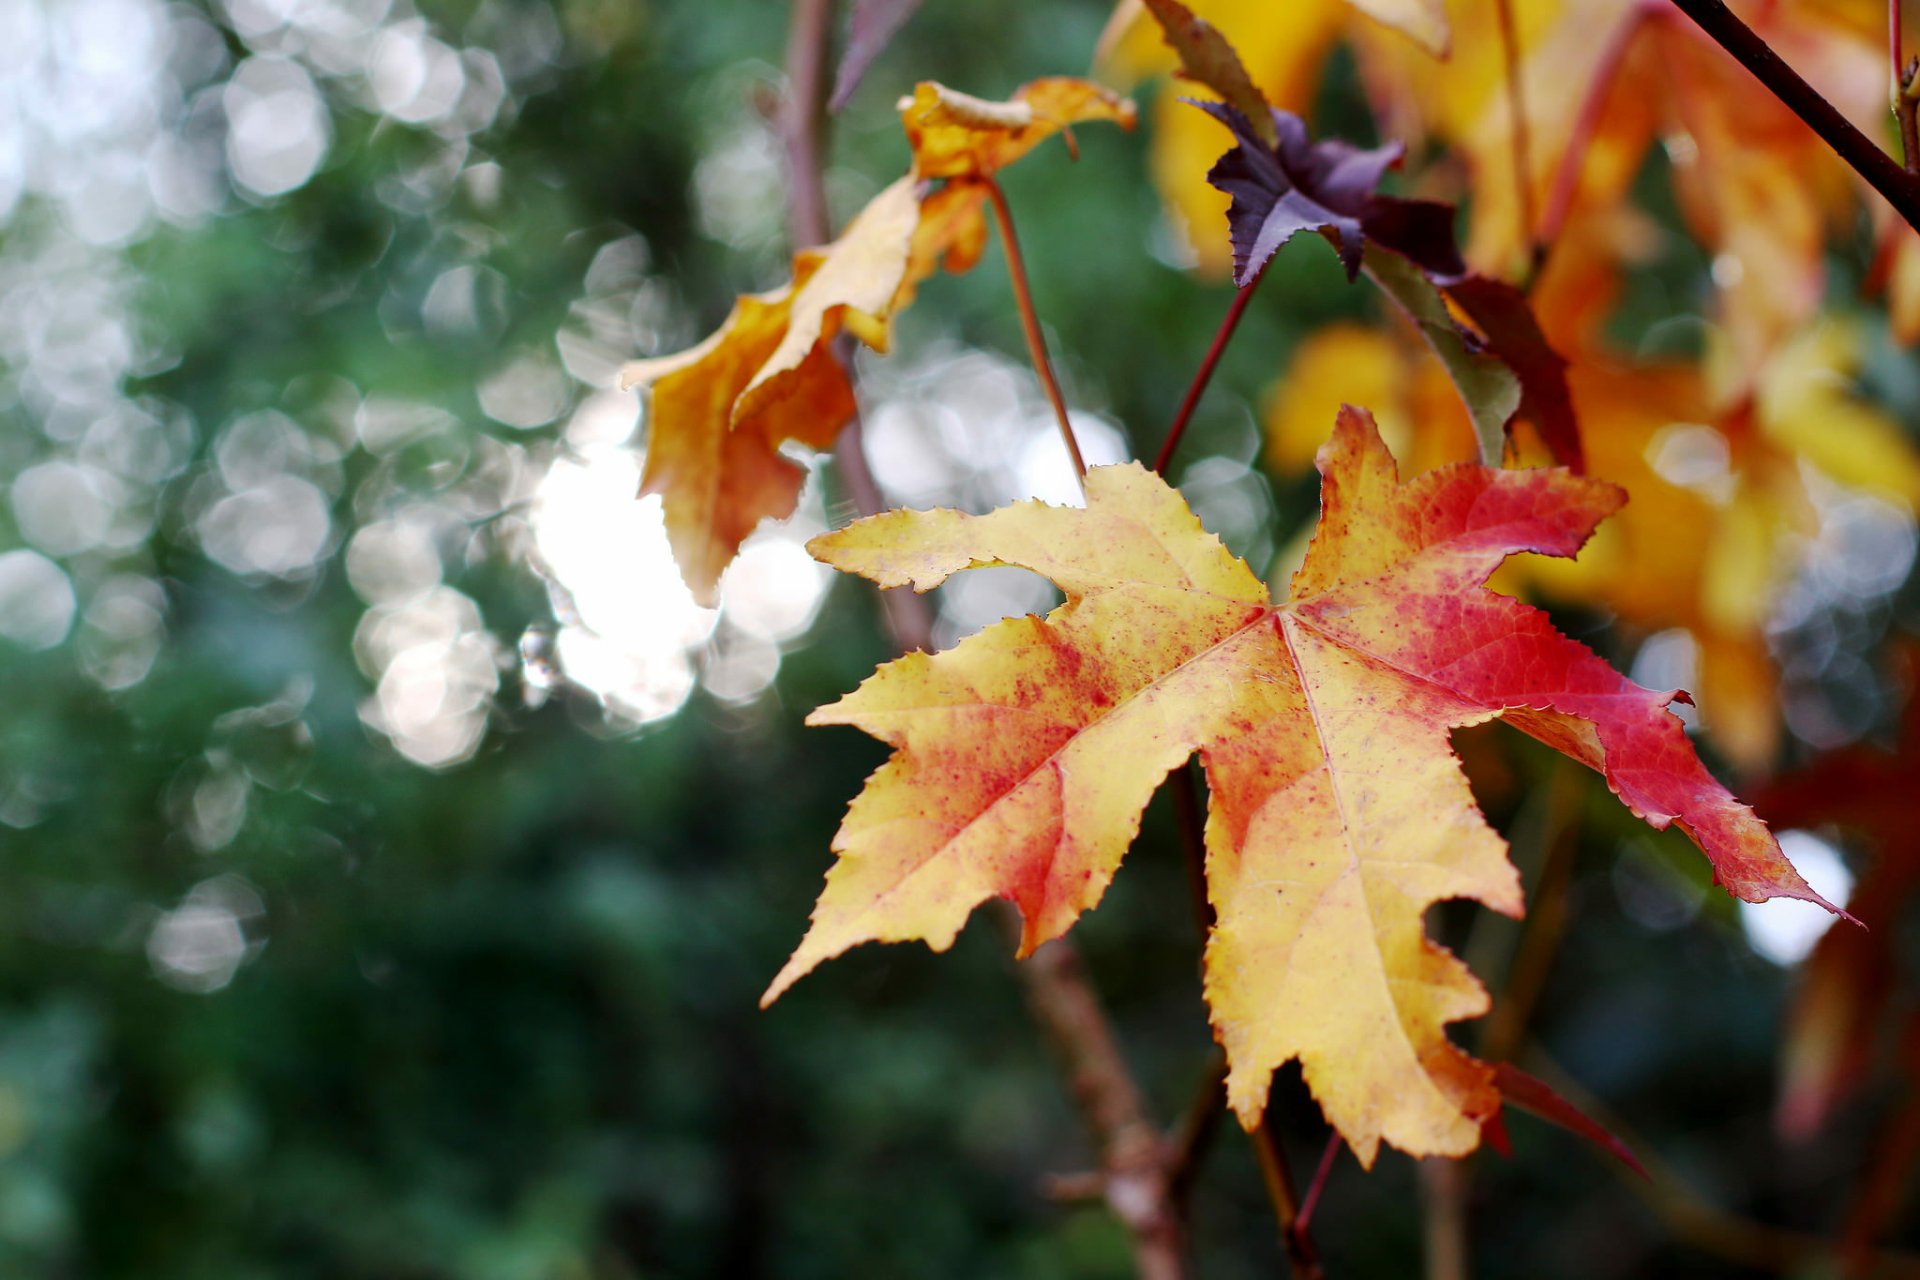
[{"x1": 771, "y1": 409, "x2": 1832, "y2": 1162}]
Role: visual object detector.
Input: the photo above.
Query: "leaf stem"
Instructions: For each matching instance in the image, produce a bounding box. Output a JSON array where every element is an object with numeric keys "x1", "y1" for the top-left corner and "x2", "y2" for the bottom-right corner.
[
  {"x1": 1252, "y1": 1118, "x2": 1328, "y2": 1279},
  {"x1": 1493, "y1": 0, "x2": 1540, "y2": 270},
  {"x1": 1295, "y1": 1133, "x2": 1342, "y2": 1236},
  {"x1": 1663, "y1": 0, "x2": 1920, "y2": 231},
  {"x1": 984, "y1": 177, "x2": 1089, "y2": 488},
  {"x1": 1154, "y1": 277, "x2": 1262, "y2": 475}
]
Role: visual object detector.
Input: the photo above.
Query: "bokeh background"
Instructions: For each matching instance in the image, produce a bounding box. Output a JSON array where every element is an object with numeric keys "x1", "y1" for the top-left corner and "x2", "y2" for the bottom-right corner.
[{"x1": 1, "y1": 0, "x2": 1917, "y2": 1275}]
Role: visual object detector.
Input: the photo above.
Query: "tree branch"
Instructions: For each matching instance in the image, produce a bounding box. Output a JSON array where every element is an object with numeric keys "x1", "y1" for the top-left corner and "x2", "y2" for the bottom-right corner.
[
  {"x1": 1664, "y1": 0, "x2": 1920, "y2": 231},
  {"x1": 1015, "y1": 933, "x2": 1187, "y2": 1280},
  {"x1": 779, "y1": 13, "x2": 1184, "y2": 1276}
]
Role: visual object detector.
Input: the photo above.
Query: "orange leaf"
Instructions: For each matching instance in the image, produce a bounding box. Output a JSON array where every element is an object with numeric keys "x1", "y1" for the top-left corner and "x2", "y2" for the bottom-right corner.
[
  {"x1": 769, "y1": 407, "x2": 1838, "y2": 1164},
  {"x1": 900, "y1": 78, "x2": 1137, "y2": 180},
  {"x1": 618, "y1": 178, "x2": 986, "y2": 604}
]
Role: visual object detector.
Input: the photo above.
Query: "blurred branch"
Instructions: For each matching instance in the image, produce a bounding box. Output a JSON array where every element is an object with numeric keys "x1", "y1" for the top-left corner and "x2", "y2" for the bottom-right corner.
[
  {"x1": 1421, "y1": 1160, "x2": 1469, "y2": 1280},
  {"x1": 783, "y1": 0, "x2": 834, "y2": 248},
  {"x1": 1524, "y1": 1047, "x2": 1920, "y2": 1277}
]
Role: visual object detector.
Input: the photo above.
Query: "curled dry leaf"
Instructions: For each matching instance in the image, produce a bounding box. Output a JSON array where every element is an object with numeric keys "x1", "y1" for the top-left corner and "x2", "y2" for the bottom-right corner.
[
  {"x1": 623, "y1": 77, "x2": 1132, "y2": 603},
  {"x1": 768, "y1": 408, "x2": 1838, "y2": 1163},
  {"x1": 619, "y1": 178, "x2": 986, "y2": 604},
  {"x1": 900, "y1": 78, "x2": 1138, "y2": 179}
]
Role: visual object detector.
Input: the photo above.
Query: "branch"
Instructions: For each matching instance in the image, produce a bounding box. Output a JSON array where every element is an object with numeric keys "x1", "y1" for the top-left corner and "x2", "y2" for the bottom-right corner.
[
  {"x1": 782, "y1": 0, "x2": 834, "y2": 248},
  {"x1": 1894, "y1": 0, "x2": 1919, "y2": 173},
  {"x1": 778, "y1": 12, "x2": 1183, "y2": 1276},
  {"x1": 1015, "y1": 933, "x2": 1187, "y2": 1280},
  {"x1": 1664, "y1": 0, "x2": 1920, "y2": 232}
]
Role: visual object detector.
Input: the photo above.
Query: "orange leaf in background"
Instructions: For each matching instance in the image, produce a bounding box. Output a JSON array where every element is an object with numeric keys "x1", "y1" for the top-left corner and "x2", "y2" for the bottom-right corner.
[
  {"x1": 1263, "y1": 317, "x2": 1920, "y2": 772},
  {"x1": 1757, "y1": 679, "x2": 1920, "y2": 1141},
  {"x1": 1461, "y1": 0, "x2": 1879, "y2": 378},
  {"x1": 899, "y1": 78, "x2": 1137, "y2": 181},
  {"x1": 623, "y1": 77, "x2": 1132, "y2": 603},
  {"x1": 767, "y1": 407, "x2": 1837, "y2": 1163}
]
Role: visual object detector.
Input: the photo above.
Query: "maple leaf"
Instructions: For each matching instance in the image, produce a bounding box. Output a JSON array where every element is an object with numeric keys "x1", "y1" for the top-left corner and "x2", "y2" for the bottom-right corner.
[
  {"x1": 1201, "y1": 101, "x2": 1580, "y2": 469},
  {"x1": 767, "y1": 407, "x2": 1837, "y2": 1163},
  {"x1": 619, "y1": 177, "x2": 984, "y2": 604}
]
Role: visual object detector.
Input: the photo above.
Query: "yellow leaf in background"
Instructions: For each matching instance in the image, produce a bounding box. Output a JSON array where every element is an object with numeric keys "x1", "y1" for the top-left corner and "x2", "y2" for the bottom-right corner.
[
  {"x1": 1459, "y1": 0, "x2": 1877, "y2": 377},
  {"x1": 1263, "y1": 323, "x2": 1475, "y2": 476},
  {"x1": 899, "y1": 78, "x2": 1137, "y2": 181}
]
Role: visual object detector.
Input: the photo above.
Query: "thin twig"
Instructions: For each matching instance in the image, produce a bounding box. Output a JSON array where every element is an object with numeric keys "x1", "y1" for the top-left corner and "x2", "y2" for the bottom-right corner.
[
  {"x1": 1153, "y1": 278, "x2": 1261, "y2": 475},
  {"x1": 1665, "y1": 0, "x2": 1920, "y2": 231},
  {"x1": 1295, "y1": 1133, "x2": 1342, "y2": 1235},
  {"x1": 1492, "y1": 0, "x2": 1540, "y2": 271},
  {"x1": 983, "y1": 177, "x2": 1088, "y2": 487},
  {"x1": 1420, "y1": 1160, "x2": 1469, "y2": 1280},
  {"x1": 778, "y1": 7, "x2": 1183, "y2": 1276},
  {"x1": 1167, "y1": 1053, "x2": 1230, "y2": 1209},
  {"x1": 1895, "y1": 0, "x2": 1920, "y2": 174},
  {"x1": 1522, "y1": 1047, "x2": 1920, "y2": 1276}
]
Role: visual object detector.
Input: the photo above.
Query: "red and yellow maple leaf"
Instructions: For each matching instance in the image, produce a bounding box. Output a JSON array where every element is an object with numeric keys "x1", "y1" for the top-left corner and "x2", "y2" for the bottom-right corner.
[
  {"x1": 1265, "y1": 317, "x2": 1920, "y2": 770},
  {"x1": 767, "y1": 406, "x2": 1835, "y2": 1162}
]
